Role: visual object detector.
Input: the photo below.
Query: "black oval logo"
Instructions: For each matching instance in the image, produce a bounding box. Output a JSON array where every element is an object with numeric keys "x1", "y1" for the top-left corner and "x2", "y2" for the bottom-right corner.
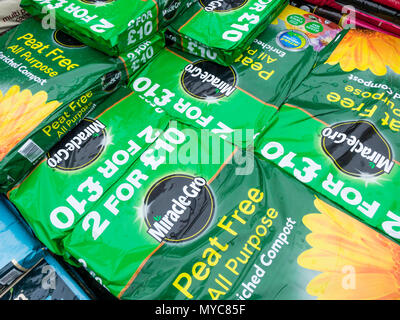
[
  {"x1": 199, "y1": 0, "x2": 248, "y2": 12},
  {"x1": 144, "y1": 174, "x2": 215, "y2": 244},
  {"x1": 181, "y1": 60, "x2": 237, "y2": 100},
  {"x1": 102, "y1": 70, "x2": 122, "y2": 93},
  {"x1": 47, "y1": 118, "x2": 107, "y2": 171},
  {"x1": 163, "y1": 0, "x2": 182, "y2": 21},
  {"x1": 321, "y1": 120, "x2": 395, "y2": 177},
  {"x1": 53, "y1": 30, "x2": 86, "y2": 48}
]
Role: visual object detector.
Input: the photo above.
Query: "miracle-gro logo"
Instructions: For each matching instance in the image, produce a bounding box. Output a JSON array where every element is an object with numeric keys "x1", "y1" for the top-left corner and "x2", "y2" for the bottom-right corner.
[
  {"x1": 181, "y1": 60, "x2": 237, "y2": 100},
  {"x1": 321, "y1": 120, "x2": 395, "y2": 178},
  {"x1": 144, "y1": 174, "x2": 215, "y2": 243}
]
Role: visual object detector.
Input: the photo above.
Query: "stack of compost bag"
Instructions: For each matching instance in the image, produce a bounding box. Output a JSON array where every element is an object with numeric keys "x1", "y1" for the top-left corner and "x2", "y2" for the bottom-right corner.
[
  {"x1": 0, "y1": 17, "x2": 129, "y2": 192},
  {"x1": 166, "y1": 0, "x2": 289, "y2": 65},
  {"x1": 1, "y1": 251, "x2": 93, "y2": 300},
  {"x1": 7, "y1": 86, "x2": 400, "y2": 300}
]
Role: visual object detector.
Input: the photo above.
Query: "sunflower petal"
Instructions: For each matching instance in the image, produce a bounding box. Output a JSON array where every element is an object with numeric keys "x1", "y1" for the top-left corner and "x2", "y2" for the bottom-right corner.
[{"x1": 306, "y1": 272, "x2": 399, "y2": 300}]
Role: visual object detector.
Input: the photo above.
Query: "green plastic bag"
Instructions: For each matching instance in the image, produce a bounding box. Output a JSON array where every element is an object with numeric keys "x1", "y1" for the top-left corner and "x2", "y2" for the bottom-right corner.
[
  {"x1": 132, "y1": 5, "x2": 341, "y2": 148},
  {"x1": 8, "y1": 87, "x2": 400, "y2": 299},
  {"x1": 255, "y1": 29, "x2": 400, "y2": 245},
  {"x1": 0, "y1": 17, "x2": 131, "y2": 192},
  {"x1": 166, "y1": 0, "x2": 289, "y2": 65},
  {"x1": 20, "y1": 0, "x2": 190, "y2": 56}
]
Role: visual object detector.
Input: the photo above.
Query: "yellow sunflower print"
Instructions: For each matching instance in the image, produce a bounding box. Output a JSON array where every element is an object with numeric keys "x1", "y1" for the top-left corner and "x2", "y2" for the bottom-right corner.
[
  {"x1": 298, "y1": 197, "x2": 400, "y2": 300},
  {"x1": 0, "y1": 85, "x2": 61, "y2": 161},
  {"x1": 325, "y1": 29, "x2": 400, "y2": 76}
]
